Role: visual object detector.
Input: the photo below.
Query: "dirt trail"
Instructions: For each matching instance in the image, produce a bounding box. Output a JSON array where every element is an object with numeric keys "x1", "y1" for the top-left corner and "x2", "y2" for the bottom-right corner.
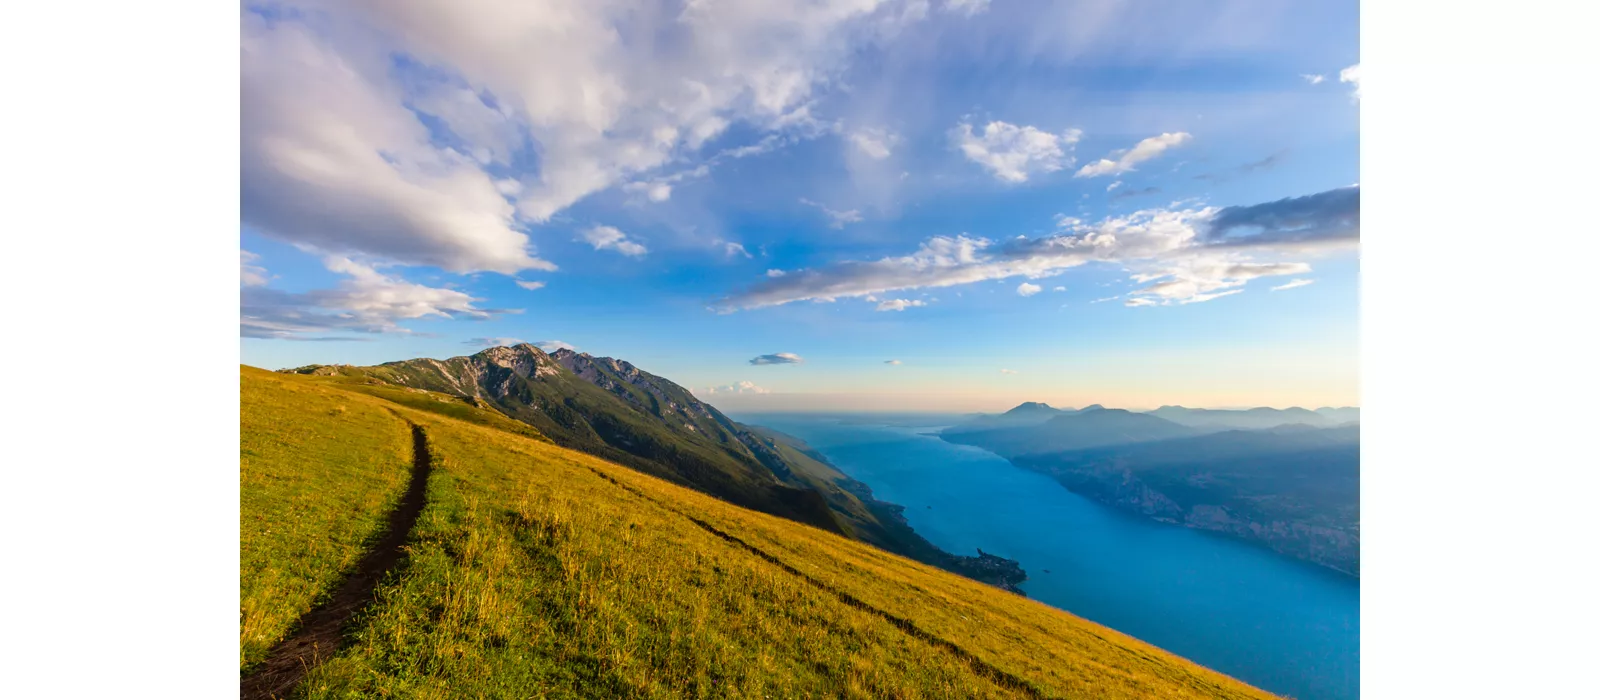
[{"x1": 241, "y1": 423, "x2": 434, "y2": 700}]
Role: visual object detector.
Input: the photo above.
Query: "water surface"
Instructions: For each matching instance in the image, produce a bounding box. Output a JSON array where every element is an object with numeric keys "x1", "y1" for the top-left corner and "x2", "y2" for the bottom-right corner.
[{"x1": 746, "y1": 414, "x2": 1359, "y2": 700}]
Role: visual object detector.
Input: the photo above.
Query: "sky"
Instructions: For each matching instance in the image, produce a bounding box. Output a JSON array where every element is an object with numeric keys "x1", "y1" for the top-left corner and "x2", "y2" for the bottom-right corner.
[{"x1": 239, "y1": 0, "x2": 1360, "y2": 412}]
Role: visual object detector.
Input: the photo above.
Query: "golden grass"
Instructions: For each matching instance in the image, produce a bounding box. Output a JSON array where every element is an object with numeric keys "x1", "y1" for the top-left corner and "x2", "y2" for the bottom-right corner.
[{"x1": 244, "y1": 368, "x2": 1280, "y2": 698}]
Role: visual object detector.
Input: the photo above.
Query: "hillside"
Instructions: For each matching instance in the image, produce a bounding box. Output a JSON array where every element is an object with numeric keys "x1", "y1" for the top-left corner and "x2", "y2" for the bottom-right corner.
[
  {"x1": 1016, "y1": 426, "x2": 1361, "y2": 575},
  {"x1": 284, "y1": 344, "x2": 1023, "y2": 590},
  {"x1": 1147, "y1": 406, "x2": 1356, "y2": 431},
  {"x1": 941, "y1": 402, "x2": 1104, "y2": 435},
  {"x1": 941, "y1": 407, "x2": 1201, "y2": 456},
  {"x1": 240, "y1": 366, "x2": 1280, "y2": 699}
]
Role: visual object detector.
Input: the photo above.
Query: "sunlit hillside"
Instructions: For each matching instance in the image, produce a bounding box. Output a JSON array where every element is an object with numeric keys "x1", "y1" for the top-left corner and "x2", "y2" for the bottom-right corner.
[{"x1": 240, "y1": 366, "x2": 1279, "y2": 699}]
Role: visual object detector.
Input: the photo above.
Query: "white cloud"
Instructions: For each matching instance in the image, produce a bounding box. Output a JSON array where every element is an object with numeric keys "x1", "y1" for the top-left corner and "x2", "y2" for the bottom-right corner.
[
  {"x1": 515, "y1": 280, "x2": 546, "y2": 291},
  {"x1": 241, "y1": 251, "x2": 269, "y2": 287},
  {"x1": 1271, "y1": 278, "x2": 1316, "y2": 291},
  {"x1": 1107, "y1": 181, "x2": 1123, "y2": 192},
  {"x1": 953, "y1": 121, "x2": 1082, "y2": 183},
  {"x1": 241, "y1": 17, "x2": 553, "y2": 275},
  {"x1": 1340, "y1": 63, "x2": 1362, "y2": 100},
  {"x1": 750, "y1": 352, "x2": 805, "y2": 365},
  {"x1": 702, "y1": 380, "x2": 770, "y2": 395},
  {"x1": 535, "y1": 340, "x2": 577, "y2": 353},
  {"x1": 465, "y1": 337, "x2": 526, "y2": 347},
  {"x1": 1301, "y1": 74, "x2": 1325, "y2": 85},
  {"x1": 999, "y1": 368, "x2": 1018, "y2": 374},
  {"x1": 848, "y1": 127, "x2": 898, "y2": 160},
  {"x1": 800, "y1": 198, "x2": 864, "y2": 228},
  {"x1": 718, "y1": 241, "x2": 754, "y2": 259},
  {"x1": 1075, "y1": 132, "x2": 1193, "y2": 178},
  {"x1": 1090, "y1": 296, "x2": 1120, "y2": 304},
  {"x1": 1124, "y1": 257, "x2": 1310, "y2": 306},
  {"x1": 241, "y1": 257, "x2": 502, "y2": 340},
  {"x1": 942, "y1": 0, "x2": 991, "y2": 17},
  {"x1": 717, "y1": 187, "x2": 1358, "y2": 311},
  {"x1": 243, "y1": 1, "x2": 931, "y2": 275},
  {"x1": 1017, "y1": 282, "x2": 1042, "y2": 296},
  {"x1": 1124, "y1": 297, "x2": 1158, "y2": 307},
  {"x1": 767, "y1": 269, "x2": 788, "y2": 278},
  {"x1": 875, "y1": 298, "x2": 927, "y2": 311},
  {"x1": 1053, "y1": 286, "x2": 1066, "y2": 292},
  {"x1": 885, "y1": 359, "x2": 902, "y2": 365},
  {"x1": 580, "y1": 225, "x2": 648, "y2": 257}
]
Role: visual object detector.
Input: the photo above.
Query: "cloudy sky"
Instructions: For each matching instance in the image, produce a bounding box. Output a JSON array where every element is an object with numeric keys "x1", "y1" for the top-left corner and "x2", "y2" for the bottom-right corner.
[{"x1": 240, "y1": 0, "x2": 1360, "y2": 411}]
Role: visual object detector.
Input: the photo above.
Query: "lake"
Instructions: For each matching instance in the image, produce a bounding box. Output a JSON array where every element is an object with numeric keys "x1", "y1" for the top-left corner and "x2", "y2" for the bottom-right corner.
[{"x1": 743, "y1": 413, "x2": 1359, "y2": 700}]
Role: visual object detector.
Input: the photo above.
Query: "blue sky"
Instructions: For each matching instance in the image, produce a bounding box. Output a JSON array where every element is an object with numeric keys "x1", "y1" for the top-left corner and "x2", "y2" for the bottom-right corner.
[{"x1": 240, "y1": 0, "x2": 1360, "y2": 411}]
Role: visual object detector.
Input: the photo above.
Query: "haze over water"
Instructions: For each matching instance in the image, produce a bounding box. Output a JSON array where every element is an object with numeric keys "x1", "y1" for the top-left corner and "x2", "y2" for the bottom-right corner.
[{"x1": 746, "y1": 413, "x2": 1359, "y2": 700}]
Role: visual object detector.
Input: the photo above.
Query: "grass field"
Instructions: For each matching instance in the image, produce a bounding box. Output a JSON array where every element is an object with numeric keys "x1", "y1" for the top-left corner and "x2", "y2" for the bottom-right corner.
[{"x1": 241, "y1": 367, "x2": 1280, "y2": 698}]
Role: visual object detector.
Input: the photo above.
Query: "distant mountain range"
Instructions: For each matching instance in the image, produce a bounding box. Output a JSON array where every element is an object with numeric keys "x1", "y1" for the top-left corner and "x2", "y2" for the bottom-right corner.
[
  {"x1": 283, "y1": 344, "x2": 1025, "y2": 591},
  {"x1": 942, "y1": 402, "x2": 1360, "y2": 575}
]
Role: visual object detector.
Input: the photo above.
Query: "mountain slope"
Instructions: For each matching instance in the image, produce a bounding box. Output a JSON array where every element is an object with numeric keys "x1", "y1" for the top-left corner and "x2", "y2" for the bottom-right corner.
[
  {"x1": 1147, "y1": 405, "x2": 1349, "y2": 431},
  {"x1": 240, "y1": 366, "x2": 1279, "y2": 699},
  {"x1": 1015, "y1": 425, "x2": 1361, "y2": 575},
  {"x1": 942, "y1": 407, "x2": 1200, "y2": 457},
  {"x1": 284, "y1": 344, "x2": 1022, "y2": 590},
  {"x1": 941, "y1": 402, "x2": 1104, "y2": 434}
]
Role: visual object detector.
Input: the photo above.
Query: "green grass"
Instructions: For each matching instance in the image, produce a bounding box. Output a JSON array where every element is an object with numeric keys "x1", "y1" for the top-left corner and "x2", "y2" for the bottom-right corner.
[
  {"x1": 243, "y1": 368, "x2": 1280, "y2": 698},
  {"x1": 239, "y1": 367, "x2": 414, "y2": 669}
]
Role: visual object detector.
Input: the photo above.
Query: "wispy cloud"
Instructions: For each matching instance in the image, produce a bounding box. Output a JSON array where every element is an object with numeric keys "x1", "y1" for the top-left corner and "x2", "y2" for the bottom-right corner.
[
  {"x1": 999, "y1": 368, "x2": 1018, "y2": 374},
  {"x1": 876, "y1": 299, "x2": 927, "y2": 311},
  {"x1": 701, "y1": 380, "x2": 770, "y2": 395},
  {"x1": 750, "y1": 352, "x2": 805, "y2": 365},
  {"x1": 580, "y1": 225, "x2": 648, "y2": 257},
  {"x1": 241, "y1": 257, "x2": 505, "y2": 340},
  {"x1": 717, "y1": 186, "x2": 1357, "y2": 311},
  {"x1": 1301, "y1": 73, "x2": 1325, "y2": 85},
  {"x1": 1075, "y1": 132, "x2": 1192, "y2": 178},
  {"x1": 535, "y1": 340, "x2": 577, "y2": 353},
  {"x1": 800, "y1": 198, "x2": 864, "y2": 228},
  {"x1": 1271, "y1": 278, "x2": 1315, "y2": 291},
  {"x1": 848, "y1": 127, "x2": 899, "y2": 160},
  {"x1": 953, "y1": 120, "x2": 1082, "y2": 183},
  {"x1": 515, "y1": 280, "x2": 546, "y2": 291},
  {"x1": 885, "y1": 359, "x2": 903, "y2": 365},
  {"x1": 465, "y1": 337, "x2": 526, "y2": 347}
]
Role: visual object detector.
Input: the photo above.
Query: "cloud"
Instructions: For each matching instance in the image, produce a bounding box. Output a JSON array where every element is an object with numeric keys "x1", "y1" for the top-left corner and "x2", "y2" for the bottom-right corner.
[
  {"x1": 750, "y1": 352, "x2": 805, "y2": 365},
  {"x1": 1204, "y1": 185, "x2": 1359, "y2": 250},
  {"x1": 1110, "y1": 186, "x2": 1162, "y2": 202},
  {"x1": 848, "y1": 127, "x2": 898, "y2": 160},
  {"x1": 800, "y1": 198, "x2": 864, "y2": 228},
  {"x1": 1053, "y1": 286, "x2": 1066, "y2": 292},
  {"x1": 721, "y1": 241, "x2": 754, "y2": 259},
  {"x1": 1124, "y1": 297, "x2": 1159, "y2": 307},
  {"x1": 465, "y1": 337, "x2": 526, "y2": 347},
  {"x1": 241, "y1": 251, "x2": 269, "y2": 287},
  {"x1": 535, "y1": 340, "x2": 577, "y2": 353},
  {"x1": 240, "y1": 17, "x2": 554, "y2": 275},
  {"x1": 702, "y1": 380, "x2": 770, "y2": 395},
  {"x1": 952, "y1": 121, "x2": 1082, "y2": 183},
  {"x1": 515, "y1": 280, "x2": 546, "y2": 291},
  {"x1": 243, "y1": 1, "x2": 934, "y2": 275},
  {"x1": 875, "y1": 298, "x2": 926, "y2": 311},
  {"x1": 767, "y1": 269, "x2": 787, "y2": 278},
  {"x1": 1124, "y1": 257, "x2": 1309, "y2": 306},
  {"x1": 1016, "y1": 282, "x2": 1042, "y2": 297},
  {"x1": 1271, "y1": 278, "x2": 1315, "y2": 291},
  {"x1": 580, "y1": 225, "x2": 648, "y2": 257},
  {"x1": 1090, "y1": 295, "x2": 1120, "y2": 304},
  {"x1": 1075, "y1": 132, "x2": 1193, "y2": 178},
  {"x1": 1193, "y1": 151, "x2": 1285, "y2": 183},
  {"x1": 885, "y1": 359, "x2": 902, "y2": 365},
  {"x1": 1301, "y1": 74, "x2": 1325, "y2": 85},
  {"x1": 999, "y1": 369, "x2": 1018, "y2": 374},
  {"x1": 716, "y1": 186, "x2": 1358, "y2": 311},
  {"x1": 241, "y1": 257, "x2": 503, "y2": 340},
  {"x1": 1107, "y1": 181, "x2": 1123, "y2": 192},
  {"x1": 1340, "y1": 63, "x2": 1362, "y2": 99},
  {"x1": 942, "y1": 0, "x2": 992, "y2": 16}
]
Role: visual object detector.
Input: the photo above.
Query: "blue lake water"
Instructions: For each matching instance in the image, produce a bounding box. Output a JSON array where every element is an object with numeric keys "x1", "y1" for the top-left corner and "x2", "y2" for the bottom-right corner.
[{"x1": 746, "y1": 414, "x2": 1359, "y2": 700}]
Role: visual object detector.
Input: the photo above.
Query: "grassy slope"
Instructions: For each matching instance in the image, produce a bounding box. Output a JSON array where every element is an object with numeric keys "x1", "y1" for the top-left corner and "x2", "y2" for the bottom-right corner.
[
  {"x1": 239, "y1": 367, "x2": 415, "y2": 669},
  {"x1": 244, "y1": 368, "x2": 1278, "y2": 699}
]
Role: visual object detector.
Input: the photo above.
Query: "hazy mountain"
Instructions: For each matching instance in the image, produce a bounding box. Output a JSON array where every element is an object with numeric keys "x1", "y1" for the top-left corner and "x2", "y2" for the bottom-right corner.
[
  {"x1": 1014, "y1": 425, "x2": 1360, "y2": 575},
  {"x1": 1315, "y1": 406, "x2": 1362, "y2": 424},
  {"x1": 283, "y1": 344, "x2": 1023, "y2": 589},
  {"x1": 942, "y1": 407, "x2": 1197, "y2": 456},
  {"x1": 1146, "y1": 405, "x2": 1345, "y2": 431},
  {"x1": 942, "y1": 402, "x2": 1105, "y2": 435}
]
